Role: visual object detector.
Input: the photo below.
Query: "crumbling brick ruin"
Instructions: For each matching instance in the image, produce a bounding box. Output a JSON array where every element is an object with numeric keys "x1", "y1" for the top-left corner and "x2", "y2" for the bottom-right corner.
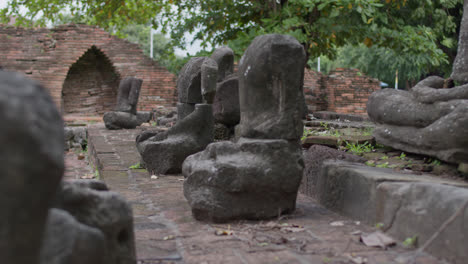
[
  {"x1": 303, "y1": 68, "x2": 380, "y2": 115},
  {"x1": 0, "y1": 24, "x2": 176, "y2": 115}
]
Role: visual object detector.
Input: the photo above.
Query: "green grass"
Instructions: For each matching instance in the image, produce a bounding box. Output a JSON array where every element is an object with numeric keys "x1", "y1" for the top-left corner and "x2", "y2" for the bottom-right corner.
[
  {"x1": 344, "y1": 141, "x2": 374, "y2": 155},
  {"x1": 129, "y1": 162, "x2": 143, "y2": 169}
]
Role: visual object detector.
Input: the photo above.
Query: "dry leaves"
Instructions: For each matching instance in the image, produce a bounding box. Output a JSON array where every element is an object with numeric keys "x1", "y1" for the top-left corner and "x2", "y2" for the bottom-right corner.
[
  {"x1": 360, "y1": 231, "x2": 396, "y2": 249},
  {"x1": 80, "y1": 174, "x2": 95, "y2": 179}
]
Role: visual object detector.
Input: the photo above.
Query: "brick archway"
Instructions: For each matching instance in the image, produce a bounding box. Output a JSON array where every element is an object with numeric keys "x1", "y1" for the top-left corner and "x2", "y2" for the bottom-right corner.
[
  {"x1": 0, "y1": 24, "x2": 177, "y2": 114},
  {"x1": 62, "y1": 46, "x2": 121, "y2": 115}
]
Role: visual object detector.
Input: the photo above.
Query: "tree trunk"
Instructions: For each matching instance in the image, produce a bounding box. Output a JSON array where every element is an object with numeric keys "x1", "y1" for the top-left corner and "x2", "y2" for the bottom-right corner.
[{"x1": 451, "y1": 0, "x2": 468, "y2": 84}]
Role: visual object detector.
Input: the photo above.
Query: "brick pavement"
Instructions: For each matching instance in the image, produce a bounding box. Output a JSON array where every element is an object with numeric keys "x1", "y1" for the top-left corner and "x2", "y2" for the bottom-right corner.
[{"x1": 64, "y1": 124, "x2": 447, "y2": 264}]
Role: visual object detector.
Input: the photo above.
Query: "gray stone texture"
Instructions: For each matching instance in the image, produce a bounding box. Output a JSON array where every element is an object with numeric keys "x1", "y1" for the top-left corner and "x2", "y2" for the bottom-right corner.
[
  {"x1": 0, "y1": 71, "x2": 64, "y2": 264},
  {"x1": 177, "y1": 102, "x2": 196, "y2": 121},
  {"x1": 201, "y1": 58, "x2": 218, "y2": 103},
  {"x1": 210, "y1": 46, "x2": 234, "y2": 82},
  {"x1": 103, "y1": 111, "x2": 145, "y2": 130},
  {"x1": 300, "y1": 145, "x2": 366, "y2": 197},
  {"x1": 40, "y1": 209, "x2": 108, "y2": 264},
  {"x1": 212, "y1": 74, "x2": 240, "y2": 126},
  {"x1": 451, "y1": 0, "x2": 468, "y2": 84},
  {"x1": 137, "y1": 104, "x2": 214, "y2": 174},
  {"x1": 213, "y1": 122, "x2": 232, "y2": 141},
  {"x1": 183, "y1": 34, "x2": 307, "y2": 223},
  {"x1": 53, "y1": 180, "x2": 136, "y2": 264},
  {"x1": 116, "y1": 77, "x2": 143, "y2": 114},
  {"x1": 367, "y1": 80, "x2": 468, "y2": 164},
  {"x1": 183, "y1": 138, "x2": 304, "y2": 223},
  {"x1": 64, "y1": 126, "x2": 87, "y2": 150},
  {"x1": 237, "y1": 34, "x2": 306, "y2": 140},
  {"x1": 104, "y1": 78, "x2": 148, "y2": 130},
  {"x1": 317, "y1": 161, "x2": 468, "y2": 264},
  {"x1": 367, "y1": 8, "x2": 468, "y2": 164},
  {"x1": 177, "y1": 57, "x2": 206, "y2": 104}
]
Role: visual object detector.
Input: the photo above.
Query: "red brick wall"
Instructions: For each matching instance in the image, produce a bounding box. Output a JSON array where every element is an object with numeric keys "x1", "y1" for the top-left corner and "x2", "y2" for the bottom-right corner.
[
  {"x1": 0, "y1": 24, "x2": 176, "y2": 114},
  {"x1": 303, "y1": 69, "x2": 327, "y2": 112},
  {"x1": 303, "y1": 68, "x2": 380, "y2": 115}
]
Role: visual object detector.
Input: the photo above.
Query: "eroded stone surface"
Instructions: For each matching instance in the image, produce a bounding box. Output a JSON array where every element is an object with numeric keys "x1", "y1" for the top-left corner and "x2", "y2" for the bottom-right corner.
[
  {"x1": 236, "y1": 34, "x2": 306, "y2": 140},
  {"x1": 137, "y1": 104, "x2": 214, "y2": 174},
  {"x1": 53, "y1": 180, "x2": 136, "y2": 264},
  {"x1": 104, "y1": 77, "x2": 147, "y2": 130},
  {"x1": 367, "y1": 81, "x2": 468, "y2": 164},
  {"x1": 116, "y1": 77, "x2": 143, "y2": 114},
  {"x1": 40, "y1": 209, "x2": 108, "y2": 264},
  {"x1": 210, "y1": 46, "x2": 234, "y2": 82},
  {"x1": 103, "y1": 111, "x2": 145, "y2": 130},
  {"x1": 212, "y1": 74, "x2": 240, "y2": 127},
  {"x1": 183, "y1": 34, "x2": 306, "y2": 222},
  {"x1": 300, "y1": 145, "x2": 366, "y2": 197},
  {"x1": 367, "y1": 5, "x2": 468, "y2": 164},
  {"x1": 201, "y1": 58, "x2": 218, "y2": 104},
  {"x1": 177, "y1": 57, "x2": 206, "y2": 104},
  {"x1": 183, "y1": 138, "x2": 304, "y2": 222},
  {"x1": 0, "y1": 71, "x2": 64, "y2": 264}
]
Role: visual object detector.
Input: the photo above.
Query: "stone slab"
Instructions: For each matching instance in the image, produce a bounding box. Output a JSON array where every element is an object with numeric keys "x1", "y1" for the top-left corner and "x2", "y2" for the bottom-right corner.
[
  {"x1": 81, "y1": 125, "x2": 446, "y2": 264},
  {"x1": 317, "y1": 160, "x2": 468, "y2": 264}
]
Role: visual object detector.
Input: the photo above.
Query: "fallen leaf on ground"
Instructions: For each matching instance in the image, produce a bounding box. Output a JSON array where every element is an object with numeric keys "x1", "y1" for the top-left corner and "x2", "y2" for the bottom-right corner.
[
  {"x1": 215, "y1": 229, "x2": 234, "y2": 236},
  {"x1": 281, "y1": 225, "x2": 305, "y2": 233},
  {"x1": 330, "y1": 221, "x2": 345, "y2": 226},
  {"x1": 360, "y1": 231, "x2": 396, "y2": 249},
  {"x1": 344, "y1": 253, "x2": 367, "y2": 264},
  {"x1": 77, "y1": 154, "x2": 85, "y2": 160},
  {"x1": 150, "y1": 175, "x2": 158, "y2": 179},
  {"x1": 80, "y1": 174, "x2": 95, "y2": 179}
]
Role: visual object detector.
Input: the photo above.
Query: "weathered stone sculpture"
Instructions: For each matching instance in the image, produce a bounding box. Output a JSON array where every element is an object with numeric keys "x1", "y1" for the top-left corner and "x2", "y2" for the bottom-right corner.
[
  {"x1": 40, "y1": 209, "x2": 108, "y2": 264},
  {"x1": 53, "y1": 180, "x2": 136, "y2": 264},
  {"x1": 0, "y1": 71, "x2": 65, "y2": 264},
  {"x1": 116, "y1": 77, "x2": 142, "y2": 114},
  {"x1": 212, "y1": 74, "x2": 240, "y2": 127},
  {"x1": 367, "y1": 2, "x2": 468, "y2": 164},
  {"x1": 177, "y1": 57, "x2": 206, "y2": 120},
  {"x1": 0, "y1": 71, "x2": 136, "y2": 264},
  {"x1": 183, "y1": 34, "x2": 306, "y2": 222},
  {"x1": 210, "y1": 46, "x2": 234, "y2": 82},
  {"x1": 103, "y1": 77, "x2": 151, "y2": 129},
  {"x1": 136, "y1": 57, "x2": 217, "y2": 174},
  {"x1": 211, "y1": 47, "x2": 240, "y2": 132}
]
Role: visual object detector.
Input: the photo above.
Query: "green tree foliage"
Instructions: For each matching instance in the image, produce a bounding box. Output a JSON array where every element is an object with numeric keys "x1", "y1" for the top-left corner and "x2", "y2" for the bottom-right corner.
[{"x1": 1, "y1": 0, "x2": 463, "y2": 77}]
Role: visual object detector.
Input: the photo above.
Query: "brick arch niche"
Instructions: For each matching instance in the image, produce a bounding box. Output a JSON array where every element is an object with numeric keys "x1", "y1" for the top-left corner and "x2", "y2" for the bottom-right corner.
[
  {"x1": 0, "y1": 24, "x2": 177, "y2": 115},
  {"x1": 62, "y1": 46, "x2": 120, "y2": 115}
]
